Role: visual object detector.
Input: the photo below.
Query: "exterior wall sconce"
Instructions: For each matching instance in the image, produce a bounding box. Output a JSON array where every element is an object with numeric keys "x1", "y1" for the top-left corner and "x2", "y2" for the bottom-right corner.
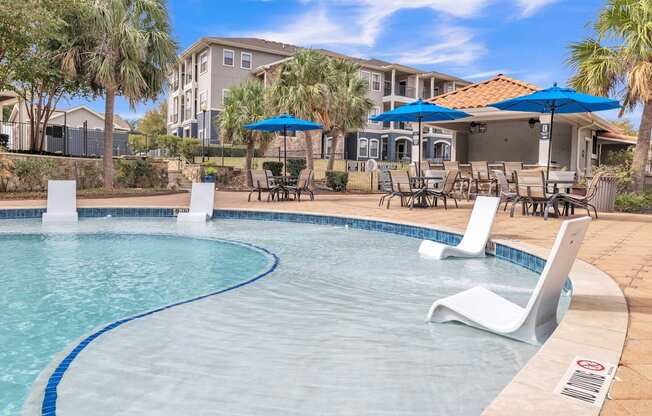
[
  {"x1": 469, "y1": 122, "x2": 488, "y2": 134},
  {"x1": 528, "y1": 118, "x2": 538, "y2": 129}
]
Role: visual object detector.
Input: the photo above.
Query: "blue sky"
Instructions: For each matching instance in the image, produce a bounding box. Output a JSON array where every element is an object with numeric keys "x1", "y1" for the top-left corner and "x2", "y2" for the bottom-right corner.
[{"x1": 62, "y1": 0, "x2": 637, "y2": 126}]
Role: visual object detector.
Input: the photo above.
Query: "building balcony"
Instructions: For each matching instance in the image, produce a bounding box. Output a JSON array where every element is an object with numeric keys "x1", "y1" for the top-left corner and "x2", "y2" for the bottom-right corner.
[{"x1": 383, "y1": 84, "x2": 416, "y2": 99}]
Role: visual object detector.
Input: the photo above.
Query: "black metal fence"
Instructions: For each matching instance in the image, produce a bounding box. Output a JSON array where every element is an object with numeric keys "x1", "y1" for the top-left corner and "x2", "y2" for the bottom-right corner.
[{"x1": 0, "y1": 120, "x2": 131, "y2": 157}]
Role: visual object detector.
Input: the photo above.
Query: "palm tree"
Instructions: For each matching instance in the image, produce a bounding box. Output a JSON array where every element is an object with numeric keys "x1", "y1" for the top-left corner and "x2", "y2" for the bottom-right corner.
[
  {"x1": 62, "y1": 0, "x2": 176, "y2": 190},
  {"x1": 217, "y1": 80, "x2": 270, "y2": 186},
  {"x1": 325, "y1": 59, "x2": 374, "y2": 171},
  {"x1": 568, "y1": 0, "x2": 652, "y2": 192},
  {"x1": 267, "y1": 50, "x2": 330, "y2": 170}
]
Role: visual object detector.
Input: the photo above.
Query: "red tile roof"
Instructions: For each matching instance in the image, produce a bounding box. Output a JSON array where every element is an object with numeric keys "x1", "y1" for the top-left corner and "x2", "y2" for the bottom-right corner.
[{"x1": 428, "y1": 74, "x2": 540, "y2": 109}]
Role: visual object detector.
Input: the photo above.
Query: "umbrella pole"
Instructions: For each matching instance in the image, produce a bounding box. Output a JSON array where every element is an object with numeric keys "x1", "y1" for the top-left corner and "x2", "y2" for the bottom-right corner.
[
  {"x1": 284, "y1": 126, "x2": 288, "y2": 177},
  {"x1": 546, "y1": 103, "x2": 556, "y2": 180},
  {"x1": 418, "y1": 118, "x2": 422, "y2": 176}
]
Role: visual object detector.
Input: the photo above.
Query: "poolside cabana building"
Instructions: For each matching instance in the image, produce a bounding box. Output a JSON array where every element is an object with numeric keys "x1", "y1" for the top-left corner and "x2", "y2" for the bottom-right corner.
[{"x1": 425, "y1": 74, "x2": 636, "y2": 176}]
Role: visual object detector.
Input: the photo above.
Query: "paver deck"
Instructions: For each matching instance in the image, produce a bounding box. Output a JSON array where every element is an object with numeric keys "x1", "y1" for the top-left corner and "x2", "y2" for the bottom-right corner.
[{"x1": 3, "y1": 191, "x2": 651, "y2": 415}]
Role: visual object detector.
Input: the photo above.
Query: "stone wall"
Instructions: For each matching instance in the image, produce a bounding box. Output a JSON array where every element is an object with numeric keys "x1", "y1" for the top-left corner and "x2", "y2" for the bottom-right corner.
[{"x1": 0, "y1": 153, "x2": 168, "y2": 192}]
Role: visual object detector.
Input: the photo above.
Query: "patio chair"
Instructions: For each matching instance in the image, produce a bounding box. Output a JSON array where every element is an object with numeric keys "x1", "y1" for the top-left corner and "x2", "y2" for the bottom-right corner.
[
  {"x1": 177, "y1": 182, "x2": 215, "y2": 222},
  {"x1": 492, "y1": 170, "x2": 518, "y2": 211},
  {"x1": 287, "y1": 169, "x2": 314, "y2": 201},
  {"x1": 423, "y1": 169, "x2": 446, "y2": 192},
  {"x1": 511, "y1": 169, "x2": 560, "y2": 220},
  {"x1": 385, "y1": 170, "x2": 416, "y2": 209},
  {"x1": 378, "y1": 169, "x2": 394, "y2": 207},
  {"x1": 42, "y1": 180, "x2": 78, "y2": 224},
  {"x1": 419, "y1": 196, "x2": 500, "y2": 259},
  {"x1": 547, "y1": 170, "x2": 576, "y2": 194},
  {"x1": 429, "y1": 169, "x2": 459, "y2": 209},
  {"x1": 557, "y1": 171, "x2": 605, "y2": 218},
  {"x1": 470, "y1": 161, "x2": 498, "y2": 197},
  {"x1": 427, "y1": 216, "x2": 591, "y2": 345},
  {"x1": 248, "y1": 170, "x2": 278, "y2": 202},
  {"x1": 444, "y1": 161, "x2": 470, "y2": 199},
  {"x1": 503, "y1": 161, "x2": 524, "y2": 183}
]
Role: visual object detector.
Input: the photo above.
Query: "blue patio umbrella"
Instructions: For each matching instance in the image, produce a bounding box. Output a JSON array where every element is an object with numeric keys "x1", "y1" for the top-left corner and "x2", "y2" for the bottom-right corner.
[
  {"x1": 371, "y1": 100, "x2": 471, "y2": 175},
  {"x1": 245, "y1": 115, "x2": 322, "y2": 176},
  {"x1": 488, "y1": 84, "x2": 620, "y2": 179}
]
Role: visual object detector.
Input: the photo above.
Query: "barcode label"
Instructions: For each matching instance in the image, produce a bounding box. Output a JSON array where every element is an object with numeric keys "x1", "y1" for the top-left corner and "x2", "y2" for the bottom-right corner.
[{"x1": 554, "y1": 357, "x2": 616, "y2": 407}]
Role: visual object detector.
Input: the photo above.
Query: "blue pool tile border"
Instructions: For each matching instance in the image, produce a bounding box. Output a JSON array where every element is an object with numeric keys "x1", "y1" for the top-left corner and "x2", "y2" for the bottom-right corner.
[
  {"x1": 0, "y1": 207, "x2": 547, "y2": 274},
  {"x1": 39, "y1": 238, "x2": 279, "y2": 416}
]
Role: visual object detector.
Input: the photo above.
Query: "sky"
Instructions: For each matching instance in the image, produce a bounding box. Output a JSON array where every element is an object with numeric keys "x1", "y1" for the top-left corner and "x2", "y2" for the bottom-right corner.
[{"x1": 61, "y1": 0, "x2": 637, "y2": 127}]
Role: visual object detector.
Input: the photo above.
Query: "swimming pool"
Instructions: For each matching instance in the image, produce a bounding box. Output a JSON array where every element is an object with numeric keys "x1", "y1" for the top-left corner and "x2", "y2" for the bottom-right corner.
[{"x1": 0, "y1": 217, "x2": 569, "y2": 415}]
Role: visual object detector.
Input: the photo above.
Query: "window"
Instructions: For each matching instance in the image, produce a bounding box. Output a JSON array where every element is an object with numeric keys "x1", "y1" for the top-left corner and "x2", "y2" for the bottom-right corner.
[
  {"x1": 325, "y1": 137, "x2": 332, "y2": 156},
  {"x1": 371, "y1": 73, "x2": 381, "y2": 92},
  {"x1": 369, "y1": 107, "x2": 380, "y2": 124},
  {"x1": 199, "y1": 91, "x2": 207, "y2": 111},
  {"x1": 223, "y1": 49, "x2": 234, "y2": 67},
  {"x1": 358, "y1": 138, "x2": 369, "y2": 158},
  {"x1": 222, "y1": 89, "x2": 230, "y2": 105},
  {"x1": 360, "y1": 70, "x2": 370, "y2": 90},
  {"x1": 444, "y1": 82, "x2": 455, "y2": 93},
  {"x1": 199, "y1": 52, "x2": 208, "y2": 73},
  {"x1": 369, "y1": 139, "x2": 379, "y2": 158},
  {"x1": 241, "y1": 52, "x2": 252, "y2": 69}
]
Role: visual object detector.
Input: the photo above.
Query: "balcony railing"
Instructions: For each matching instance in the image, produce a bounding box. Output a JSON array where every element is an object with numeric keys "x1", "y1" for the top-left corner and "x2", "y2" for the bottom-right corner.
[
  {"x1": 380, "y1": 121, "x2": 410, "y2": 130},
  {"x1": 383, "y1": 83, "x2": 416, "y2": 98}
]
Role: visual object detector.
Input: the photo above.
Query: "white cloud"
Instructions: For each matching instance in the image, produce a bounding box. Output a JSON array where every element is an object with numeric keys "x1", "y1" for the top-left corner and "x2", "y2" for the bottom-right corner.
[
  {"x1": 385, "y1": 26, "x2": 486, "y2": 66},
  {"x1": 244, "y1": 0, "x2": 559, "y2": 67},
  {"x1": 516, "y1": 0, "x2": 559, "y2": 18},
  {"x1": 254, "y1": 0, "x2": 492, "y2": 47}
]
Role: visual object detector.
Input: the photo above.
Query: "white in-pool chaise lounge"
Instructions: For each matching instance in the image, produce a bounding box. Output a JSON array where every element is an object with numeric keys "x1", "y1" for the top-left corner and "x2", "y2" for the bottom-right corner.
[
  {"x1": 177, "y1": 182, "x2": 215, "y2": 222},
  {"x1": 42, "y1": 180, "x2": 78, "y2": 224},
  {"x1": 426, "y1": 216, "x2": 591, "y2": 345},
  {"x1": 418, "y1": 196, "x2": 500, "y2": 260}
]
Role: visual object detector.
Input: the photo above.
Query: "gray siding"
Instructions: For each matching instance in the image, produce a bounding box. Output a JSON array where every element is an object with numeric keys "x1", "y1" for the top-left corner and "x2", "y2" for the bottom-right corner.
[{"x1": 208, "y1": 45, "x2": 285, "y2": 110}]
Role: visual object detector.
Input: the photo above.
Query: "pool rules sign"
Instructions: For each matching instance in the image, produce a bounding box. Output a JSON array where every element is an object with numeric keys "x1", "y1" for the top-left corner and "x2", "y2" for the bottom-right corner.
[{"x1": 554, "y1": 357, "x2": 616, "y2": 407}]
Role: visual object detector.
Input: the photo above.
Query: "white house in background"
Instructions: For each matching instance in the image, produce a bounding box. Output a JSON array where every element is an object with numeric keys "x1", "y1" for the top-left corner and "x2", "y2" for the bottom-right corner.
[
  {"x1": 426, "y1": 74, "x2": 643, "y2": 177},
  {"x1": 2, "y1": 103, "x2": 131, "y2": 156},
  {"x1": 8, "y1": 104, "x2": 131, "y2": 132}
]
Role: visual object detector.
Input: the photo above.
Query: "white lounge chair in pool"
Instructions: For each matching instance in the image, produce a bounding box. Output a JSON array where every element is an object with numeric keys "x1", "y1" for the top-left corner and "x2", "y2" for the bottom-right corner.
[
  {"x1": 418, "y1": 196, "x2": 500, "y2": 259},
  {"x1": 42, "y1": 180, "x2": 78, "y2": 224},
  {"x1": 426, "y1": 216, "x2": 591, "y2": 345},
  {"x1": 177, "y1": 182, "x2": 215, "y2": 223}
]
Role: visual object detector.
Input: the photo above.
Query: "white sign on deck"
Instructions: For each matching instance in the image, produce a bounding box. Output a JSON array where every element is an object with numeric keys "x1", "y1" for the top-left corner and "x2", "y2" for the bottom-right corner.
[{"x1": 554, "y1": 356, "x2": 616, "y2": 407}]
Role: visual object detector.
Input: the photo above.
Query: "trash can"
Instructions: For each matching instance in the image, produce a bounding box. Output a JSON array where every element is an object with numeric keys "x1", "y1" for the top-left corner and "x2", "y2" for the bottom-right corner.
[{"x1": 593, "y1": 175, "x2": 618, "y2": 212}]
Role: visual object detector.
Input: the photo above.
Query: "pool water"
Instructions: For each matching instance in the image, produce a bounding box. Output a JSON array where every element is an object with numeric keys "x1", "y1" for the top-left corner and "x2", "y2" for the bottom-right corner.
[{"x1": 0, "y1": 219, "x2": 569, "y2": 415}]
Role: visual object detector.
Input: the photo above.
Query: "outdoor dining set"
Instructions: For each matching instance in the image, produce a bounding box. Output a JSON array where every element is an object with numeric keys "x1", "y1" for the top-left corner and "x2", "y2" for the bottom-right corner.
[
  {"x1": 379, "y1": 160, "x2": 602, "y2": 220},
  {"x1": 248, "y1": 168, "x2": 315, "y2": 202}
]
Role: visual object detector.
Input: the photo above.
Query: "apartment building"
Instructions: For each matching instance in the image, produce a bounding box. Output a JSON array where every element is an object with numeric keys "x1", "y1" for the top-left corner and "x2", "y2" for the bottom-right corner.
[{"x1": 167, "y1": 37, "x2": 469, "y2": 162}]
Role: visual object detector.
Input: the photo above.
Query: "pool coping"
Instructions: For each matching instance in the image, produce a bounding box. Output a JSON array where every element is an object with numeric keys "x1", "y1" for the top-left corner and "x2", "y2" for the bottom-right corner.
[{"x1": 11, "y1": 207, "x2": 627, "y2": 416}]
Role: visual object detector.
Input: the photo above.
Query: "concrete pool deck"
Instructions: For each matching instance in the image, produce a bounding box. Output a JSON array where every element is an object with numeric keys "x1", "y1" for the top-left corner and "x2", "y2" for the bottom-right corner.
[{"x1": 4, "y1": 191, "x2": 651, "y2": 415}]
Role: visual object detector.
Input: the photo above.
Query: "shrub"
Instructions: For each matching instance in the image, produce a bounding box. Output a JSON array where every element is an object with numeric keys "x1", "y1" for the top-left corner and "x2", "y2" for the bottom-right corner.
[
  {"x1": 286, "y1": 159, "x2": 306, "y2": 178},
  {"x1": 615, "y1": 192, "x2": 652, "y2": 213},
  {"x1": 11, "y1": 158, "x2": 57, "y2": 191},
  {"x1": 180, "y1": 138, "x2": 201, "y2": 161},
  {"x1": 326, "y1": 171, "x2": 348, "y2": 192},
  {"x1": 262, "y1": 161, "x2": 283, "y2": 176},
  {"x1": 204, "y1": 166, "x2": 217, "y2": 176},
  {"x1": 115, "y1": 159, "x2": 164, "y2": 188},
  {"x1": 128, "y1": 134, "x2": 155, "y2": 154},
  {"x1": 204, "y1": 146, "x2": 264, "y2": 158},
  {"x1": 156, "y1": 135, "x2": 183, "y2": 157},
  {"x1": 597, "y1": 148, "x2": 634, "y2": 193}
]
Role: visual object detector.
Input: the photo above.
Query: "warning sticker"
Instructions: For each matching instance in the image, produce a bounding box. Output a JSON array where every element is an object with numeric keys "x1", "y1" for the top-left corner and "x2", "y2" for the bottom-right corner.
[{"x1": 554, "y1": 357, "x2": 616, "y2": 407}]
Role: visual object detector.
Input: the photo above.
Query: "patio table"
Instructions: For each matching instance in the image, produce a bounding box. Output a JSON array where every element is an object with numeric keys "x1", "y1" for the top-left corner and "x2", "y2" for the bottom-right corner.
[
  {"x1": 409, "y1": 176, "x2": 444, "y2": 209},
  {"x1": 270, "y1": 175, "x2": 297, "y2": 201},
  {"x1": 545, "y1": 179, "x2": 579, "y2": 216}
]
